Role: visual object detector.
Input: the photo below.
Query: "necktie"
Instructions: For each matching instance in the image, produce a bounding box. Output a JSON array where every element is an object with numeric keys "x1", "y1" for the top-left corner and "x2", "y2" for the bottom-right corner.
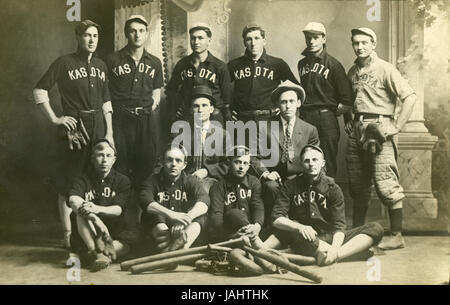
[{"x1": 281, "y1": 122, "x2": 292, "y2": 163}]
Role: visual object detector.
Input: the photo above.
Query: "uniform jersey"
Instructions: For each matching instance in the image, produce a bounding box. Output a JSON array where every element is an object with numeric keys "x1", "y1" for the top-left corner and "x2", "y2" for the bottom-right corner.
[
  {"x1": 139, "y1": 171, "x2": 210, "y2": 226},
  {"x1": 167, "y1": 51, "x2": 232, "y2": 110},
  {"x1": 105, "y1": 47, "x2": 164, "y2": 107},
  {"x1": 347, "y1": 52, "x2": 415, "y2": 116},
  {"x1": 209, "y1": 173, "x2": 265, "y2": 230},
  {"x1": 68, "y1": 168, "x2": 131, "y2": 210},
  {"x1": 228, "y1": 49, "x2": 299, "y2": 112},
  {"x1": 272, "y1": 171, "x2": 346, "y2": 234},
  {"x1": 35, "y1": 50, "x2": 110, "y2": 116},
  {"x1": 297, "y1": 47, "x2": 353, "y2": 110}
]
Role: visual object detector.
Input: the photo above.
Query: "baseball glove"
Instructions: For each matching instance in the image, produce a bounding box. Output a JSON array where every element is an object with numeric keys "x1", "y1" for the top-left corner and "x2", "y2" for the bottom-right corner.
[
  {"x1": 360, "y1": 123, "x2": 386, "y2": 154},
  {"x1": 102, "y1": 234, "x2": 117, "y2": 261},
  {"x1": 67, "y1": 117, "x2": 90, "y2": 150}
]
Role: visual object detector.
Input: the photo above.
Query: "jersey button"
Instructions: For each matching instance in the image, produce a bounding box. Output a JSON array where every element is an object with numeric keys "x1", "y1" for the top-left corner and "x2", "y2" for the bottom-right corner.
[
  {"x1": 90, "y1": 84, "x2": 94, "y2": 87},
  {"x1": 311, "y1": 213, "x2": 315, "y2": 216},
  {"x1": 172, "y1": 194, "x2": 175, "y2": 198},
  {"x1": 241, "y1": 208, "x2": 245, "y2": 211},
  {"x1": 171, "y1": 207, "x2": 175, "y2": 210},
  {"x1": 134, "y1": 79, "x2": 138, "y2": 82}
]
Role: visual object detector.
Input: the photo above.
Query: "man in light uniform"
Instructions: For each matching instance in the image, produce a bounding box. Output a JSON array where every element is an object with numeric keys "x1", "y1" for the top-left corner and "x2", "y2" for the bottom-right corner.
[{"x1": 346, "y1": 27, "x2": 416, "y2": 250}]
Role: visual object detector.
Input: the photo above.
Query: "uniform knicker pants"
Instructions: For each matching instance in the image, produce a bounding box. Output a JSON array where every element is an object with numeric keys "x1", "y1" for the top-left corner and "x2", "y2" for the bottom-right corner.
[
  {"x1": 113, "y1": 110, "x2": 159, "y2": 186},
  {"x1": 273, "y1": 222, "x2": 384, "y2": 256},
  {"x1": 300, "y1": 109, "x2": 339, "y2": 178},
  {"x1": 346, "y1": 119, "x2": 405, "y2": 207}
]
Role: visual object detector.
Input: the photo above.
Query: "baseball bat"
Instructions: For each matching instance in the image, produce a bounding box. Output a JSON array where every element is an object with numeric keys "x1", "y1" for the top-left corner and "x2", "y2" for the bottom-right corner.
[
  {"x1": 242, "y1": 246, "x2": 322, "y2": 283},
  {"x1": 283, "y1": 253, "x2": 317, "y2": 266},
  {"x1": 120, "y1": 237, "x2": 245, "y2": 271},
  {"x1": 131, "y1": 253, "x2": 208, "y2": 274}
]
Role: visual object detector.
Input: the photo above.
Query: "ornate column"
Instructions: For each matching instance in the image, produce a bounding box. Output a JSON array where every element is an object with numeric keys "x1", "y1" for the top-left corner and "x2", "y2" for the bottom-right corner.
[{"x1": 384, "y1": 0, "x2": 441, "y2": 230}]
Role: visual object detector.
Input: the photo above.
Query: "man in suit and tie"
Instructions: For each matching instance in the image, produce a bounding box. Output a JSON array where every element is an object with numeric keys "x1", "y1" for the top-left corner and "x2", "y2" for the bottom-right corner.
[{"x1": 253, "y1": 80, "x2": 320, "y2": 229}]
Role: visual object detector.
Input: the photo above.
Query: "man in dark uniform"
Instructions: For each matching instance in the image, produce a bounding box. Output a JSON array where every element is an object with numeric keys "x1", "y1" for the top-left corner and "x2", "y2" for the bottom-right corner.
[
  {"x1": 269, "y1": 145, "x2": 384, "y2": 266},
  {"x1": 106, "y1": 14, "x2": 164, "y2": 185},
  {"x1": 228, "y1": 24, "x2": 299, "y2": 122},
  {"x1": 68, "y1": 139, "x2": 131, "y2": 271},
  {"x1": 208, "y1": 146, "x2": 265, "y2": 243},
  {"x1": 33, "y1": 20, "x2": 113, "y2": 248},
  {"x1": 167, "y1": 23, "x2": 232, "y2": 125},
  {"x1": 139, "y1": 145, "x2": 209, "y2": 253},
  {"x1": 297, "y1": 22, "x2": 353, "y2": 178}
]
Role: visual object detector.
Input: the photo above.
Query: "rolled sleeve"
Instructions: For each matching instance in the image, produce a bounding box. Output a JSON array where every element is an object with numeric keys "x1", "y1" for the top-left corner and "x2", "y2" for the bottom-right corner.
[
  {"x1": 327, "y1": 184, "x2": 347, "y2": 233},
  {"x1": 386, "y1": 67, "x2": 415, "y2": 102},
  {"x1": 271, "y1": 182, "x2": 292, "y2": 222}
]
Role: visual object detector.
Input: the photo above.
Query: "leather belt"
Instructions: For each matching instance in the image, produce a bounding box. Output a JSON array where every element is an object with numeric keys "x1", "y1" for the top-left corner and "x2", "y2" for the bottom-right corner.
[
  {"x1": 354, "y1": 113, "x2": 393, "y2": 121},
  {"x1": 120, "y1": 105, "x2": 152, "y2": 116},
  {"x1": 238, "y1": 109, "x2": 278, "y2": 119}
]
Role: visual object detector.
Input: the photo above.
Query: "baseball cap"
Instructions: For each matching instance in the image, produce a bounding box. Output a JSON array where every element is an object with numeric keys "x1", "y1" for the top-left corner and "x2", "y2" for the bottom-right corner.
[
  {"x1": 242, "y1": 23, "x2": 265, "y2": 38},
  {"x1": 300, "y1": 144, "x2": 324, "y2": 158},
  {"x1": 75, "y1": 19, "x2": 101, "y2": 36},
  {"x1": 271, "y1": 80, "x2": 306, "y2": 104},
  {"x1": 92, "y1": 138, "x2": 116, "y2": 155},
  {"x1": 191, "y1": 85, "x2": 216, "y2": 105},
  {"x1": 227, "y1": 145, "x2": 251, "y2": 159},
  {"x1": 303, "y1": 22, "x2": 326, "y2": 35},
  {"x1": 189, "y1": 23, "x2": 212, "y2": 37},
  {"x1": 351, "y1": 27, "x2": 377, "y2": 43},
  {"x1": 125, "y1": 14, "x2": 148, "y2": 31}
]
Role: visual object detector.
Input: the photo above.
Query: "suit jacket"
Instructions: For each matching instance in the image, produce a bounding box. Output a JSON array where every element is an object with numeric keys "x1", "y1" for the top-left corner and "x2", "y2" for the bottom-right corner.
[{"x1": 252, "y1": 117, "x2": 320, "y2": 179}]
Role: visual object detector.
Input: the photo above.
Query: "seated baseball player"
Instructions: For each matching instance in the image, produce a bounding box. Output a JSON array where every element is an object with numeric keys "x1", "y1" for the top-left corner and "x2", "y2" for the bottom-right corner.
[
  {"x1": 252, "y1": 80, "x2": 320, "y2": 230},
  {"x1": 68, "y1": 139, "x2": 131, "y2": 271},
  {"x1": 168, "y1": 85, "x2": 230, "y2": 193},
  {"x1": 208, "y1": 145, "x2": 265, "y2": 244},
  {"x1": 139, "y1": 144, "x2": 210, "y2": 253},
  {"x1": 267, "y1": 144, "x2": 384, "y2": 266}
]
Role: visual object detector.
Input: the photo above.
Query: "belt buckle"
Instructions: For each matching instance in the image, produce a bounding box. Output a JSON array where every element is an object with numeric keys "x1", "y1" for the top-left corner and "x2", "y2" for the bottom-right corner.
[{"x1": 131, "y1": 107, "x2": 143, "y2": 115}]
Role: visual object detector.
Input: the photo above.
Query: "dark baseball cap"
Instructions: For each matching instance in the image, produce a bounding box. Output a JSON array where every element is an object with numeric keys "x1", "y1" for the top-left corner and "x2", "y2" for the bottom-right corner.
[
  {"x1": 189, "y1": 23, "x2": 212, "y2": 37},
  {"x1": 300, "y1": 144, "x2": 324, "y2": 158},
  {"x1": 92, "y1": 138, "x2": 116, "y2": 155},
  {"x1": 242, "y1": 24, "x2": 265, "y2": 38},
  {"x1": 191, "y1": 85, "x2": 216, "y2": 105},
  {"x1": 75, "y1": 19, "x2": 101, "y2": 36}
]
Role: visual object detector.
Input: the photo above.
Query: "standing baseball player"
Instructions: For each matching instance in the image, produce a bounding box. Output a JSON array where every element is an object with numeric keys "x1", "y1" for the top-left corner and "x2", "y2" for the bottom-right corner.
[
  {"x1": 139, "y1": 145, "x2": 210, "y2": 253},
  {"x1": 208, "y1": 146, "x2": 265, "y2": 243},
  {"x1": 297, "y1": 22, "x2": 353, "y2": 178},
  {"x1": 33, "y1": 20, "x2": 113, "y2": 248},
  {"x1": 269, "y1": 145, "x2": 384, "y2": 266},
  {"x1": 228, "y1": 24, "x2": 299, "y2": 122},
  {"x1": 68, "y1": 139, "x2": 131, "y2": 271},
  {"x1": 105, "y1": 14, "x2": 163, "y2": 185},
  {"x1": 346, "y1": 28, "x2": 416, "y2": 250},
  {"x1": 166, "y1": 23, "x2": 232, "y2": 125}
]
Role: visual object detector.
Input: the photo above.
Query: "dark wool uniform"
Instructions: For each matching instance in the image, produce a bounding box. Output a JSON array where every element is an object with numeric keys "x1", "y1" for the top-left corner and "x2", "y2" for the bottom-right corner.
[
  {"x1": 297, "y1": 47, "x2": 353, "y2": 178},
  {"x1": 106, "y1": 47, "x2": 164, "y2": 184},
  {"x1": 139, "y1": 171, "x2": 210, "y2": 234},
  {"x1": 68, "y1": 168, "x2": 131, "y2": 253},
  {"x1": 208, "y1": 173, "x2": 265, "y2": 242},
  {"x1": 35, "y1": 50, "x2": 111, "y2": 194},
  {"x1": 228, "y1": 49, "x2": 299, "y2": 119},
  {"x1": 272, "y1": 172, "x2": 383, "y2": 256},
  {"x1": 166, "y1": 51, "x2": 232, "y2": 123}
]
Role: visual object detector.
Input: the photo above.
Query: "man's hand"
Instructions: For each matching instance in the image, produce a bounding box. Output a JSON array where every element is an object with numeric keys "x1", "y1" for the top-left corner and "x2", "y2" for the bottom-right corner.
[
  {"x1": 105, "y1": 133, "x2": 115, "y2": 150},
  {"x1": 239, "y1": 223, "x2": 261, "y2": 240},
  {"x1": 53, "y1": 116, "x2": 77, "y2": 131},
  {"x1": 335, "y1": 103, "x2": 352, "y2": 116},
  {"x1": 152, "y1": 101, "x2": 160, "y2": 111},
  {"x1": 169, "y1": 211, "x2": 192, "y2": 227},
  {"x1": 262, "y1": 171, "x2": 282, "y2": 185},
  {"x1": 344, "y1": 120, "x2": 354, "y2": 136},
  {"x1": 322, "y1": 247, "x2": 339, "y2": 265},
  {"x1": 192, "y1": 168, "x2": 208, "y2": 179},
  {"x1": 152, "y1": 223, "x2": 170, "y2": 249},
  {"x1": 380, "y1": 122, "x2": 400, "y2": 137},
  {"x1": 79, "y1": 201, "x2": 101, "y2": 215},
  {"x1": 297, "y1": 224, "x2": 317, "y2": 242},
  {"x1": 171, "y1": 223, "x2": 186, "y2": 239}
]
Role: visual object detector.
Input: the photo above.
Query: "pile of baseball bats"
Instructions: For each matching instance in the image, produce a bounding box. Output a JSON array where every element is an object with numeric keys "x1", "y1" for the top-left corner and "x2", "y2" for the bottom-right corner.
[{"x1": 120, "y1": 236, "x2": 322, "y2": 283}]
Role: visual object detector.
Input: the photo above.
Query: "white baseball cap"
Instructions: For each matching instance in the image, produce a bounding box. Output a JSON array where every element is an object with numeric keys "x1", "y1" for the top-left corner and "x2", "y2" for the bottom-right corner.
[
  {"x1": 351, "y1": 27, "x2": 377, "y2": 43},
  {"x1": 303, "y1": 22, "x2": 326, "y2": 35}
]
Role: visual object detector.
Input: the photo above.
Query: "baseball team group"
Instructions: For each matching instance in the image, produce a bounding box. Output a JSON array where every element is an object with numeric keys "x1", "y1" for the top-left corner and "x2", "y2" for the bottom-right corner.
[{"x1": 32, "y1": 14, "x2": 416, "y2": 272}]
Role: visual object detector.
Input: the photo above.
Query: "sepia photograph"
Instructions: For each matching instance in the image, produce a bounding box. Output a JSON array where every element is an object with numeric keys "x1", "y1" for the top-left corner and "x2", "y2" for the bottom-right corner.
[{"x1": 0, "y1": 0, "x2": 448, "y2": 289}]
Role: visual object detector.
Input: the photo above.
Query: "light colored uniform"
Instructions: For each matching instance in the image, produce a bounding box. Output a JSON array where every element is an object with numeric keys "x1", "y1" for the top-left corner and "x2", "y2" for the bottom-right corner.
[{"x1": 346, "y1": 52, "x2": 415, "y2": 206}]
